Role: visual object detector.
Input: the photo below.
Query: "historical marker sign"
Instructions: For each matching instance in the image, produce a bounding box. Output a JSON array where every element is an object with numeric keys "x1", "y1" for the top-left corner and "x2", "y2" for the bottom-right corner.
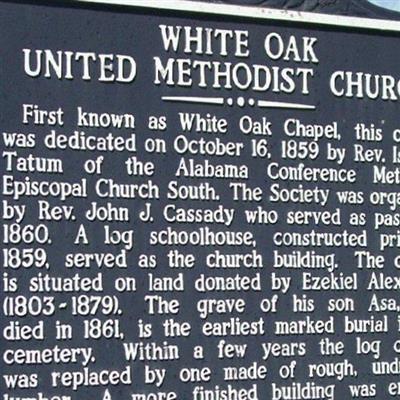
[{"x1": 1, "y1": 1, "x2": 400, "y2": 400}]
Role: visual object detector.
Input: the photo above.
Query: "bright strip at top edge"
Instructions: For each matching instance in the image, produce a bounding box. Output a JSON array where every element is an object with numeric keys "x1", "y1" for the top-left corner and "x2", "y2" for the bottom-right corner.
[{"x1": 77, "y1": 0, "x2": 400, "y2": 32}]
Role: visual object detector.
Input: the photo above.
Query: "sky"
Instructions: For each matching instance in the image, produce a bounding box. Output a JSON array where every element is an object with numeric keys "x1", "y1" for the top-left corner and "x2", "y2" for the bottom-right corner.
[{"x1": 368, "y1": 0, "x2": 400, "y2": 12}]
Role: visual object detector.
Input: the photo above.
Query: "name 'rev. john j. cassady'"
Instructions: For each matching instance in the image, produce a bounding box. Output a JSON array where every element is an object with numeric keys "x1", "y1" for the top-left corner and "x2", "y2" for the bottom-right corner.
[{"x1": 22, "y1": 25, "x2": 400, "y2": 101}]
